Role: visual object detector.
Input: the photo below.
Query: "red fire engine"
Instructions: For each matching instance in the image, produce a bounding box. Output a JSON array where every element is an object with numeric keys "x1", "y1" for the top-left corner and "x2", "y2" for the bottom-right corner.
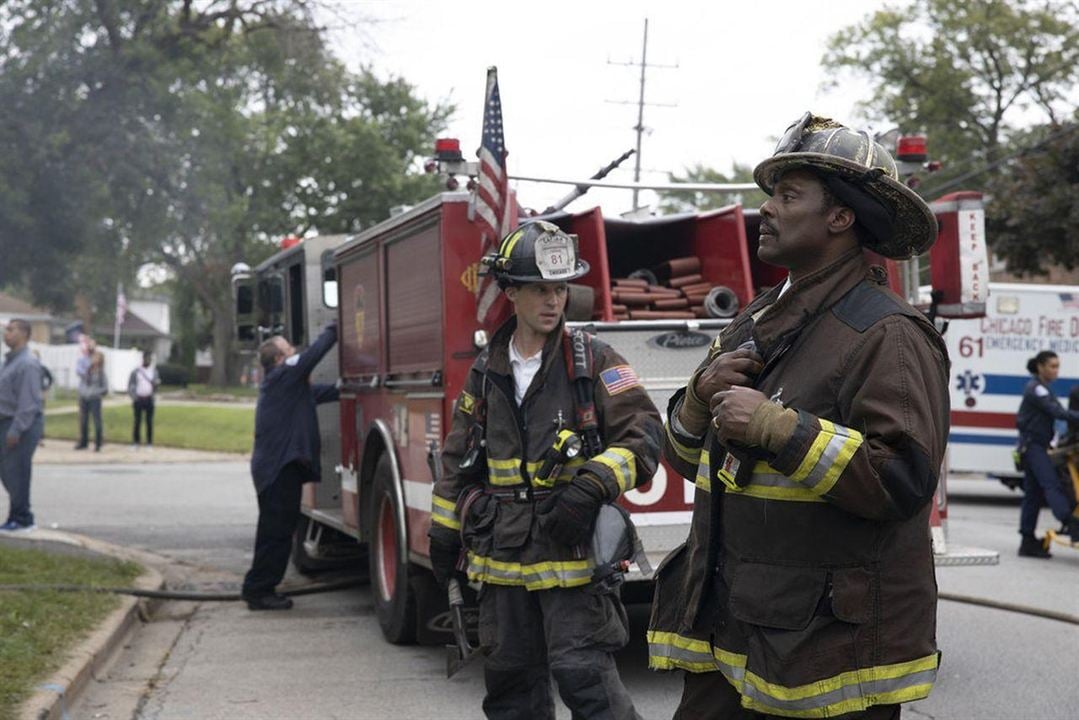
[{"x1": 231, "y1": 156, "x2": 994, "y2": 644}]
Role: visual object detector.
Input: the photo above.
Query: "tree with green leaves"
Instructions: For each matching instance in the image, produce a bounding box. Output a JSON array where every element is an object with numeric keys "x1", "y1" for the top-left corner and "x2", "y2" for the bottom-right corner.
[
  {"x1": 657, "y1": 163, "x2": 767, "y2": 215},
  {"x1": 822, "y1": 0, "x2": 1078, "y2": 274},
  {"x1": 0, "y1": 1, "x2": 449, "y2": 384},
  {"x1": 822, "y1": 0, "x2": 1078, "y2": 175},
  {"x1": 984, "y1": 120, "x2": 1079, "y2": 275}
]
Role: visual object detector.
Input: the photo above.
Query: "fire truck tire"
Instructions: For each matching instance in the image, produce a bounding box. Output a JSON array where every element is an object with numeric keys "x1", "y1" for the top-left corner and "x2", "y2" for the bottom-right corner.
[{"x1": 368, "y1": 454, "x2": 417, "y2": 644}]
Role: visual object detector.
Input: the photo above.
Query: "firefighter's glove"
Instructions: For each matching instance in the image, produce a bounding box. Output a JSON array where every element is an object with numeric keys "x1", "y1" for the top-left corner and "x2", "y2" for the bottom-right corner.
[
  {"x1": 744, "y1": 398, "x2": 799, "y2": 453},
  {"x1": 539, "y1": 474, "x2": 607, "y2": 547},
  {"x1": 682, "y1": 348, "x2": 763, "y2": 436},
  {"x1": 428, "y1": 524, "x2": 464, "y2": 588}
]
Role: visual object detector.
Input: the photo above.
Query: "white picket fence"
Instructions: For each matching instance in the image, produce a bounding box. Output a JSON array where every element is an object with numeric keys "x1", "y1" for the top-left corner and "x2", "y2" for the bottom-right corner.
[{"x1": 29, "y1": 342, "x2": 143, "y2": 394}]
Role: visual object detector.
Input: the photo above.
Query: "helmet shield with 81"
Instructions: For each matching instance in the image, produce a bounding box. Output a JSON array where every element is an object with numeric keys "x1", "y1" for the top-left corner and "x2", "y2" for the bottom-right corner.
[{"x1": 482, "y1": 220, "x2": 591, "y2": 289}]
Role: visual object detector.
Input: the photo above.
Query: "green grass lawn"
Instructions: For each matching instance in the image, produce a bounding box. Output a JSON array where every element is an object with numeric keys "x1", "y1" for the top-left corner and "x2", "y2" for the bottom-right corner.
[
  {"x1": 44, "y1": 404, "x2": 254, "y2": 453},
  {"x1": 163, "y1": 383, "x2": 260, "y2": 399},
  {"x1": 0, "y1": 545, "x2": 142, "y2": 716}
]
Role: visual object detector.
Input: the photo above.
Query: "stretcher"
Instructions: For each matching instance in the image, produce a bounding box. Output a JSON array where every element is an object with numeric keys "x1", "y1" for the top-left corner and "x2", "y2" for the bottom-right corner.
[{"x1": 1045, "y1": 444, "x2": 1079, "y2": 551}]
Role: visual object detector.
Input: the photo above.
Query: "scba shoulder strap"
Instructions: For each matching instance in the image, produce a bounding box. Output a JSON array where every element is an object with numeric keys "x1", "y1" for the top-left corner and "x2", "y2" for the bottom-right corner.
[{"x1": 563, "y1": 328, "x2": 606, "y2": 459}]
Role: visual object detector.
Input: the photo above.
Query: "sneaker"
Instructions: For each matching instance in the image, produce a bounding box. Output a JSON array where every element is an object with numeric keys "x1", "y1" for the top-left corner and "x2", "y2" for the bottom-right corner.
[
  {"x1": 1018, "y1": 534, "x2": 1052, "y2": 558},
  {"x1": 0, "y1": 520, "x2": 37, "y2": 533},
  {"x1": 130, "y1": 444, "x2": 139, "y2": 451},
  {"x1": 73, "y1": 444, "x2": 88, "y2": 450}
]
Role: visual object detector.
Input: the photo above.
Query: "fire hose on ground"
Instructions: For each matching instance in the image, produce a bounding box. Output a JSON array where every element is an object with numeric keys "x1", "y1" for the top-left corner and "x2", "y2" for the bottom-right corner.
[
  {"x1": 0, "y1": 583, "x2": 1074, "y2": 628},
  {"x1": 0, "y1": 577, "x2": 363, "y2": 601}
]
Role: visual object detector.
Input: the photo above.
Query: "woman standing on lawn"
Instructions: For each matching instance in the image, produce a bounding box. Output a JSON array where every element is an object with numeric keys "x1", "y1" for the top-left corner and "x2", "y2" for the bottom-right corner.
[{"x1": 76, "y1": 351, "x2": 107, "y2": 452}]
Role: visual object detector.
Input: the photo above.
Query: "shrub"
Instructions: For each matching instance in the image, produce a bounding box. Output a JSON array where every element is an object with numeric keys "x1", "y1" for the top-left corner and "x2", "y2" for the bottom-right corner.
[{"x1": 157, "y1": 363, "x2": 191, "y2": 387}]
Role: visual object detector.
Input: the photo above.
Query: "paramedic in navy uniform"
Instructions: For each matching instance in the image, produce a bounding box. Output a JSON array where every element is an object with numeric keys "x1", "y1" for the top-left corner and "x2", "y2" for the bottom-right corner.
[
  {"x1": 1016, "y1": 350, "x2": 1079, "y2": 558},
  {"x1": 242, "y1": 322, "x2": 339, "y2": 609}
]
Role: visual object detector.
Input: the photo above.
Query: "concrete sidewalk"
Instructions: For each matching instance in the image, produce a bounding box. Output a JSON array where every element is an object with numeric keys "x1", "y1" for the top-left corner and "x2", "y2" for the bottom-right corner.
[
  {"x1": 34, "y1": 441, "x2": 247, "y2": 465},
  {"x1": 0, "y1": 530, "x2": 166, "y2": 720}
]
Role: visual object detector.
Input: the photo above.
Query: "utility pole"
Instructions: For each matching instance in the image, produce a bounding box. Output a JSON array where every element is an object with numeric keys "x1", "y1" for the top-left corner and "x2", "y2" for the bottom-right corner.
[{"x1": 607, "y1": 18, "x2": 677, "y2": 211}]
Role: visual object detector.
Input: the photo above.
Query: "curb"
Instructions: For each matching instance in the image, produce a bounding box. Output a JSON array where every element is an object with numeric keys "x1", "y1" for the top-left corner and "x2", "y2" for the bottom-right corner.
[{"x1": 0, "y1": 530, "x2": 165, "y2": 720}]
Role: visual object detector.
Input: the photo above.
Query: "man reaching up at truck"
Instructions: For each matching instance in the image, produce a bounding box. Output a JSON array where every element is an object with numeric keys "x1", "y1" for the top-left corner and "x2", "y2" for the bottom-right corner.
[
  {"x1": 429, "y1": 220, "x2": 663, "y2": 720},
  {"x1": 242, "y1": 323, "x2": 339, "y2": 611},
  {"x1": 649, "y1": 113, "x2": 951, "y2": 719}
]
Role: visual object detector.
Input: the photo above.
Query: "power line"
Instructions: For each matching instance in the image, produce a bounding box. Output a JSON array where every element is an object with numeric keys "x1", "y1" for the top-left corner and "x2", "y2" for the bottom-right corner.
[{"x1": 922, "y1": 122, "x2": 1079, "y2": 199}]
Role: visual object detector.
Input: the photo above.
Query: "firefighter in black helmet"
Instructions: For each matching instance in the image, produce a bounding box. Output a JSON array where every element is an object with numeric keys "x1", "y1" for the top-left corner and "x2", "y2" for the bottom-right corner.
[
  {"x1": 429, "y1": 220, "x2": 662, "y2": 719},
  {"x1": 648, "y1": 114, "x2": 950, "y2": 718}
]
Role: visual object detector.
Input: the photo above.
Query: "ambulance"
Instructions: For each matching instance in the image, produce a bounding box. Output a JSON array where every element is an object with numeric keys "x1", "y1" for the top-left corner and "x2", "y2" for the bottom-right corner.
[{"x1": 944, "y1": 283, "x2": 1079, "y2": 485}]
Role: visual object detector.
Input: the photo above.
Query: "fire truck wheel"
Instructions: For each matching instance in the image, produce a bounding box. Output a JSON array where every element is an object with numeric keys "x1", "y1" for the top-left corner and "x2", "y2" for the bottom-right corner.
[{"x1": 368, "y1": 454, "x2": 417, "y2": 644}]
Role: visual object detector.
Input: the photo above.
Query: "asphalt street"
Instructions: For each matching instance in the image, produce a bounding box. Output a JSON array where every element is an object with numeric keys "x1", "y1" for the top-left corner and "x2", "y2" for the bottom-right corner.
[{"x1": 24, "y1": 461, "x2": 1079, "y2": 720}]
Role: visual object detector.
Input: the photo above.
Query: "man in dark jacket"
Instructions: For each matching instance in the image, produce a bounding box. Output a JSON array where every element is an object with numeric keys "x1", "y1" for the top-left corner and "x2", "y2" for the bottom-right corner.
[
  {"x1": 649, "y1": 114, "x2": 950, "y2": 719},
  {"x1": 242, "y1": 322, "x2": 339, "y2": 610},
  {"x1": 429, "y1": 221, "x2": 663, "y2": 720}
]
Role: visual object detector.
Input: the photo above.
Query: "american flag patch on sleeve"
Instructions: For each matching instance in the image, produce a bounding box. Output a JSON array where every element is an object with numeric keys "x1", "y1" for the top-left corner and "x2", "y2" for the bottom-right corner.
[{"x1": 600, "y1": 365, "x2": 641, "y2": 395}]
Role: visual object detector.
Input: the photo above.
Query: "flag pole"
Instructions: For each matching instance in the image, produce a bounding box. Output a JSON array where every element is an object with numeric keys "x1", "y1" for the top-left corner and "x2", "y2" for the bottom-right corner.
[{"x1": 113, "y1": 282, "x2": 123, "y2": 349}]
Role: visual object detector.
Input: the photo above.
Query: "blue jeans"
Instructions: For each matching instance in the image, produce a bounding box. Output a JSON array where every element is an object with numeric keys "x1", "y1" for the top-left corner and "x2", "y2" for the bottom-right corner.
[
  {"x1": 1019, "y1": 444, "x2": 1076, "y2": 536},
  {"x1": 0, "y1": 414, "x2": 43, "y2": 526},
  {"x1": 78, "y1": 397, "x2": 103, "y2": 449}
]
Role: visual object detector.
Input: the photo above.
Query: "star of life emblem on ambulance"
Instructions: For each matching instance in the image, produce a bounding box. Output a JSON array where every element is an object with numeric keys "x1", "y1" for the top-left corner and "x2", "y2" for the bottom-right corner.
[{"x1": 956, "y1": 369, "x2": 983, "y2": 408}]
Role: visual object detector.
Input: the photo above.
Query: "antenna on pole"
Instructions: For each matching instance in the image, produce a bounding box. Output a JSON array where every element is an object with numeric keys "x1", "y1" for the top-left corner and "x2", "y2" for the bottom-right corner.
[{"x1": 606, "y1": 18, "x2": 677, "y2": 211}]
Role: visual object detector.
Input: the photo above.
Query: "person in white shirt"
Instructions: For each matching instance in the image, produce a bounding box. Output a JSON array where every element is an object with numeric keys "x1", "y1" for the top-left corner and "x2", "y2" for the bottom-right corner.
[{"x1": 127, "y1": 351, "x2": 160, "y2": 449}]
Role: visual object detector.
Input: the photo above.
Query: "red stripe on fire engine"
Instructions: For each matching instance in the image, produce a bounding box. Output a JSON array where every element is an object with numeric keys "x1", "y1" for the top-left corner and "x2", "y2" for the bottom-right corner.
[{"x1": 950, "y1": 410, "x2": 1016, "y2": 429}]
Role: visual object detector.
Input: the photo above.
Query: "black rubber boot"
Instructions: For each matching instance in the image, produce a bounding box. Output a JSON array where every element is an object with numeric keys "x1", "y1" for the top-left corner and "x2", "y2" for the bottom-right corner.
[
  {"x1": 1066, "y1": 516, "x2": 1079, "y2": 544},
  {"x1": 1018, "y1": 534, "x2": 1051, "y2": 558}
]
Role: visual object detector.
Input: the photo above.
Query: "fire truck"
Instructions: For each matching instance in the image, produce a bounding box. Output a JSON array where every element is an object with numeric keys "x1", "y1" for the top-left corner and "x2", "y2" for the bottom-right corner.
[{"x1": 231, "y1": 177, "x2": 995, "y2": 643}]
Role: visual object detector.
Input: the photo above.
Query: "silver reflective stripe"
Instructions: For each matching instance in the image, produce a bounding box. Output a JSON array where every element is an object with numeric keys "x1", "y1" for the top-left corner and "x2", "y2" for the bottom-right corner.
[
  {"x1": 739, "y1": 666, "x2": 937, "y2": 715},
  {"x1": 799, "y1": 425, "x2": 856, "y2": 492},
  {"x1": 431, "y1": 504, "x2": 458, "y2": 524}
]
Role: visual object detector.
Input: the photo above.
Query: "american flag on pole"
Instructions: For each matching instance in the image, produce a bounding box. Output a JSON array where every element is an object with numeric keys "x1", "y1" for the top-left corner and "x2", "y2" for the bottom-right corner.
[{"x1": 474, "y1": 66, "x2": 514, "y2": 326}]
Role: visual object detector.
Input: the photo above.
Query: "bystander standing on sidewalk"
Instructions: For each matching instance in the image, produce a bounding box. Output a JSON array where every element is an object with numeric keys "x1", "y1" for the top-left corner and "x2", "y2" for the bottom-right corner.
[
  {"x1": 76, "y1": 351, "x2": 108, "y2": 452},
  {"x1": 128, "y1": 350, "x2": 160, "y2": 450},
  {"x1": 0, "y1": 319, "x2": 44, "y2": 532}
]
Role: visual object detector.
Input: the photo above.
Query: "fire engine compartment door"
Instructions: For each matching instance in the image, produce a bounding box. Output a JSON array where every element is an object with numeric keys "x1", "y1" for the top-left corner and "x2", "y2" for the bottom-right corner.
[
  {"x1": 386, "y1": 221, "x2": 443, "y2": 377},
  {"x1": 232, "y1": 273, "x2": 257, "y2": 349},
  {"x1": 257, "y1": 273, "x2": 286, "y2": 341}
]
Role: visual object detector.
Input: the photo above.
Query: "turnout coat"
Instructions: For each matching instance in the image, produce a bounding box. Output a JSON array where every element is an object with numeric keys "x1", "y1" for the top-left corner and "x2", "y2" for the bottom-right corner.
[
  {"x1": 431, "y1": 317, "x2": 663, "y2": 589},
  {"x1": 648, "y1": 249, "x2": 950, "y2": 717}
]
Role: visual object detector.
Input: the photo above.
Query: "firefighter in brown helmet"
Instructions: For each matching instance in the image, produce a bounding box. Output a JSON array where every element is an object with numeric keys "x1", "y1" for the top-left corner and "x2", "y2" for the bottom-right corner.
[
  {"x1": 648, "y1": 113, "x2": 949, "y2": 719},
  {"x1": 429, "y1": 220, "x2": 663, "y2": 719}
]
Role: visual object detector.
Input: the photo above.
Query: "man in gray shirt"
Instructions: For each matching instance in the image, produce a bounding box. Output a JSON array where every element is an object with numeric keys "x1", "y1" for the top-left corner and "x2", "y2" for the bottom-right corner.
[{"x1": 0, "y1": 319, "x2": 44, "y2": 532}]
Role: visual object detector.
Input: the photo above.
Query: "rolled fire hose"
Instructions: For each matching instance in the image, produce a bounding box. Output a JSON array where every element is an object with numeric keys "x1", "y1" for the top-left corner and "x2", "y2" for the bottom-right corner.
[
  {"x1": 628, "y1": 268, "x2": 659, "y2": 286},
  {"x1": 566, "y1": 283, "x2": 595, "y2": 322},
  {"x1": 704, "y1": 286, "x2": 740, "y2": 319},
  {"x1": 669, "y1": 273, "x2": 704, "y2": 289}
]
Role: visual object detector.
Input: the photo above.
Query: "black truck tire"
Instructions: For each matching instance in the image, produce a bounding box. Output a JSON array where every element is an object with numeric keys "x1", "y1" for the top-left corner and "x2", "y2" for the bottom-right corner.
[{"x1": 368, "y1": 454, "x2": 417, "y2": 644}]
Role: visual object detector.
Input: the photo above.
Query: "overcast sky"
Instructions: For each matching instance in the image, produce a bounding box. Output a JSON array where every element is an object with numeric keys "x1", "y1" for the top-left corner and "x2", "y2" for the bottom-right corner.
[{"x1": 328, "y1": 0, "x2": 900, "y2": 215}]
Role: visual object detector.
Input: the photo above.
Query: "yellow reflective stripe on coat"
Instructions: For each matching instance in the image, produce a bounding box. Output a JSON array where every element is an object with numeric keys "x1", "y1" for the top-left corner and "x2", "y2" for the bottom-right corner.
[
  {"x1": 694, "y1": 449, "x2": 711, "y2": 492},
  {"x1": 647, "y1": 631, "x2": 938, "y2": 718},
  {"x1": 665, "y1": 421, "x2": 702, "y2": 465},
  {"x1": 737, "y1": 653, "x2": 938, "y2": 718},
  {"x1": 430, "y1": 495, "x2": 461, "y2": 530},
  {"x1": 592, "y1": 447, "x2": 637, "y2": 492},
  {"x1": 466, "y1": 551, "x2": 594, "y2": 590},
  {"x1": 788, "y1": 419, "x2": 863, "y2": 496},
  {"x1": 724, "y1": 462, "x2": 826, "y2": 503},
  {"x1": 487, "y1": 457, "x2": 586, "y2": 486}
]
